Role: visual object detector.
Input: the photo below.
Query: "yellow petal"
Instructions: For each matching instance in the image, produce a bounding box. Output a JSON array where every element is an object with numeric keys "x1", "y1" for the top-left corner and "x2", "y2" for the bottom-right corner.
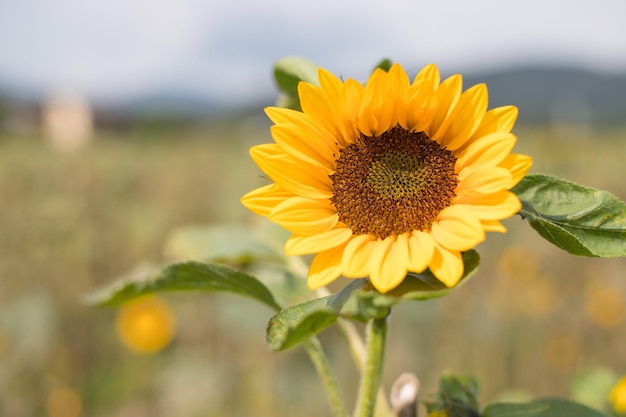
[
  {"x1": 285, "y1": 228, "x2": 353, "y2": 255},
  {"x1": 342, "y1": 234, "x2": 377, "y2": 278},
  {"x1": 404, "y1": 79, "x2": 436, "y2": 132},
  {"x1": 241, "y1": 183, "x2": 292, "y2": 216},
  {"x1": 269, "y1": 197, "x2": 338, "y2": 234},
  {"x1": 358, "y1": 69, "x2": 395, "y2": 137},
  {"x1": 298, "y1": 82, "x2": 343, "y2": 143},
  {"x1": 407, "y1": 230, "x2": 435, "y2": 272},
  {"x1": 298, "y1": 78, "x2": 332, "y2": 116},
  {"x1": 340, "y1": 79, "x2": 364, "y2": 142},
  {"x1": 265, "y1": 103, "x2": 316, "y2": 129},
  {"x1": 471, "y1": 105, "x2": 518, "y2": 139},
  {"x1": 394, "y1": 232, "x2": 412, "y2": 268},
  {"x1": 454, "y1": 191, "x2": 522, "y2": 220},
  {"x1": 406, "y1": 64, "x2": 440, "y2": 131},
  {"x1": 413, "y1": 64, "x2": 440, "y2": 90},
  {"x1": 250, "y1": 142, "x2": 285, "y2": 159},
  {"x1": 307, "y1": 245, "x2": 346, "y2": 289},
  {"x1": 429, "y1": 244, "x2": 464, "y2": 287},
  {"x1": 271, "y1": 124, "x2": 337, "y2": 169},
  {"x1": 455, "y1": 132, "x2": 517, "y2": 173},
  {"x1": 264, "y1": 106, "x2": 307, "y2": 125},
  {"x1": 368, "y1": 236, "x2": 410, "y2": 293},
  {"x1": 317, "y1": 68, "x2": 353, "y2": 147},
  {"x1": 437, "y1": 83, "x2": 488, "y2": 150},
  {"x1": 427, "y1": 74, "x2": 462, "y2": 138},
  {"x1": 266, "y1": 106, "x2": 342, "y2": 151},
  {"x1": 431, "y1": 205, "x2": 485, "y2": 251},
  {"x1": 251, "y1": 150, "x2": 333, "y2": 199},
  {"x1": 388, "y1": 63, "x2": 410, "y2": 94},
  {"x1": 481, "y1": 219, "x2": 507, "y2": 233},
  {"x1": 317, "y1": 68, "x2": 342, "y2": 102},
  {"x1": 498, "y1": 153, "x2": 533, "y2": 188},
  {"x1": 457, "y1": 166, "x2": 513, "y2": 194}
]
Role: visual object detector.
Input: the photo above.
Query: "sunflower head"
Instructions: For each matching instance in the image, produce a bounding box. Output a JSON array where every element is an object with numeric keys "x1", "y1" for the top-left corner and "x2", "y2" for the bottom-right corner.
[{"x1": 242, "y1": 62, "x2": 531, "y2": 293}]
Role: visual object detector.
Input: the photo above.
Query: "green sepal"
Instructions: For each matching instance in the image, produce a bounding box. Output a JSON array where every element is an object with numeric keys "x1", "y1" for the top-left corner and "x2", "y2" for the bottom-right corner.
[
  {"x1": 266, "y1": 251, "x2": 479, "y2": 351},
  {"x1": 273, "y1": 56, "x2": 319, "y2": 111},
  {"x1": 85, "y1": 261, "x2": 282, "y2": 311},
  {"x1": 513, "y1": 174, "x2": 626, "y2": 257},
  {"x1": 482, "y1": 398, "x2": 609, "y2": 417}
]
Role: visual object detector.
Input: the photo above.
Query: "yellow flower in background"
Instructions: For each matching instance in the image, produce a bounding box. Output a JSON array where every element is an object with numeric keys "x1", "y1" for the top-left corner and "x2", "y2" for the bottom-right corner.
[
  {"x1": 242, "y1": 63, "x2": 531, "y2": 293},
  {"x1": 115, "y1": 295, "x2": 175, "y2": 354},
  {"x1": 611, "y1": 376, "x2": 626, "y2": 413}
]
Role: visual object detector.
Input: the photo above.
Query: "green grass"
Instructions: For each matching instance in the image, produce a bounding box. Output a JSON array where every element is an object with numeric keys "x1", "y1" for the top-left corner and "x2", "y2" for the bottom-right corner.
[{"x1": 0, "y1": 121, "x2": 625, "y2": 417}]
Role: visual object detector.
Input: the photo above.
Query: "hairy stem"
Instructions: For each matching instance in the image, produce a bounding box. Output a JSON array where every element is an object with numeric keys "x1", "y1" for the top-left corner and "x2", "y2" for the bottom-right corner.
[
  {"x1": 354, "y1": 316, "x2": 389, "y2": 417},
  {"x1": 303, "y1": 337, "x2": 349, "y2": 417}
]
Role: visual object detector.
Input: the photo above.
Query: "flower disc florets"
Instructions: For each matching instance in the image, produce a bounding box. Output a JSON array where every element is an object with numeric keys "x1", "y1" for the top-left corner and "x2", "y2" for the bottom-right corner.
[
  {"x1": 242, "y1": 63, "x2": 532, "y2": 293},
  {"x1": 331, "y1": 127, "x2": 458, "y2": 239}
]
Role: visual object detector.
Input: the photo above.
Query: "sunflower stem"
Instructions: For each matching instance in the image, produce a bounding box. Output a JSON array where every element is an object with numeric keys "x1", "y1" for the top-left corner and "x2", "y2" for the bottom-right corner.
[
  {"x1": 303, "y1": 337, "x2": 349, "y2": 417},
  {"x1": 354, "y1": 315, "x2": 389, "y2": 417},
  {"x1": 337, "y1": 318, "x2": 392, "y2": 417}
]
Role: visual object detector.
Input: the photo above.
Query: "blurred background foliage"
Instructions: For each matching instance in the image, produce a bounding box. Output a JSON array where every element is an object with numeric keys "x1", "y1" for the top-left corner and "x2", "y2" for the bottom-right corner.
[{"x1": 0, "y1": 101, "x2": 625, "y2": 416}]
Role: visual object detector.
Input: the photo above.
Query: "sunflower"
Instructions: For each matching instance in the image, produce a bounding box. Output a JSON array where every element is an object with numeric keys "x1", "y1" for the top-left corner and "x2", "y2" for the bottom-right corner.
[{"x1": 242, "y1": 63, "x2": 531, "y2": 293}]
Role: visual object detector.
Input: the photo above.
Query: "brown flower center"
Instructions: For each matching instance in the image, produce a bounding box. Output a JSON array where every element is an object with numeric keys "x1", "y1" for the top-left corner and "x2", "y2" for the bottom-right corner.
[{"x1": 330, "y1": 126, "x2": 458, "y2": 239}]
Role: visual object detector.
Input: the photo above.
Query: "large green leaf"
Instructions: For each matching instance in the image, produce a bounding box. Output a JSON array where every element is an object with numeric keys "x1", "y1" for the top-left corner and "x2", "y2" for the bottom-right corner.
[
  {"x1": 483, "y1": 398, "x2": 608, "y2": 417},
  {"x1": 266, "y1": 251, "x2": 479, "y2": 351},
  {"x1": 86, "y1": 261, "x2": 281, "y2": 311},
  {"x1": 513, "y1": 174, "x2": 626, "y2": 257}
]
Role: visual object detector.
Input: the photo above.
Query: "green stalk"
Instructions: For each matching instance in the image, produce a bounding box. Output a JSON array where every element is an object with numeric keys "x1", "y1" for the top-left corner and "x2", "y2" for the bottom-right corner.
[
  {"x1": 303, "y1": 337, "x2": 349, "y2": 417},
  {"x1": 354, "y1": 316, "x2": 389, "y2": 417},
  {"x1": 336, "y1": 319, "x2": 391, "y2": 417}
]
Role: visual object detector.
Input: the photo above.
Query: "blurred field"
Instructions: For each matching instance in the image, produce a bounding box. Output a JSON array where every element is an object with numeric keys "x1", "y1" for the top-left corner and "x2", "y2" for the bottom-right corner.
[{"x1": 0, "y1": 119, "x2": 625, "y2": 417}]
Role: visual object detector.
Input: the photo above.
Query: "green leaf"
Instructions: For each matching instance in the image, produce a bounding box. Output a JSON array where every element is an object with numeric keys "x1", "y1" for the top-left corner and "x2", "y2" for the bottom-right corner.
[
  {"x1": 273, "y1": 56, "x2": 318, "y2": 111},
  {"x1": 483, "y1": 398, "x2": 608, "y2": 417},
  {"x1": 372, "y1": 58, "x2": 393, "y2": 73},
  {"x1": 266, "y1": 280, "x2": 385, "y2": 351},
  {"x1": 86, "y1": 261, "x2": 282, "y2": 311},
  {"x1": 513, "y1": 174, "x2": 626, "y2": 257}
]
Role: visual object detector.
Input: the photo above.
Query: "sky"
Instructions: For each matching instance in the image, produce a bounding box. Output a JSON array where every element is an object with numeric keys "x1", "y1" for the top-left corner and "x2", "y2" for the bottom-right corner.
[{"x1": 0, "y1": 0, "x2": 625, "y2": 105}]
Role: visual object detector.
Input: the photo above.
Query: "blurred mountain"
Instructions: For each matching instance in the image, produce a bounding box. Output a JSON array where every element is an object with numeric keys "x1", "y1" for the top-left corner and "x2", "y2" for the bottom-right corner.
[
  {"x1": 462, "y1": 66, "x2": 626, "y2": 125},
  {"x1": 0, "y1": 66, "x2": 625, "y2": 128},
  {"x1": 117, "y1": 91, "x2": 227, "y2": 118}
]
